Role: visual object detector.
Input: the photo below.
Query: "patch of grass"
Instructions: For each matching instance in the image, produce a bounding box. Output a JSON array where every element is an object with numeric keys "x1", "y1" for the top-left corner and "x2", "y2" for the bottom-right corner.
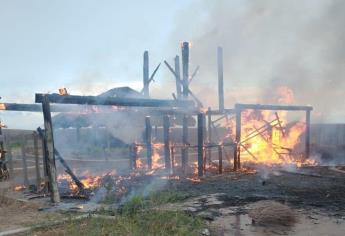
[
  {"x1": 148, "y1": 190, "x2": 190, "y2": 205},
  {"x1": 28, "y1": 210, "x2": 205, "y2": 236}
]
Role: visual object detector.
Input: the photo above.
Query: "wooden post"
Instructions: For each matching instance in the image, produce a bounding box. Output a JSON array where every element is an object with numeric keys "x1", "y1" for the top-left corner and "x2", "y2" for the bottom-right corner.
[
  {"x1": 145, "y1": 116, "x2": 152, "y2": 170},
  {"x1": 143, "y1": 51, "x2": 149, "y2": 97},
  {"x1": 181, "y1": 42, "x2": 189, "y2": 98},
  {"x1": 207, "y1": 107, "x2": 212, "y2": 166},
  {"x1": 33, "y1": 132, "x2": 41, "y2": 190},
  {"x1": 171, "y1": 146, "x2": 175, "y2": 174},
  {"x1": 181, "y1": 115, "x2": 189, "y2": 173},
  {"x1": 218, "y1": 145, "x2": 223, "y2": 174},
  {"x1": 174, "y1": 55, "x2": 182, "y2": 99},
  {"x1": 129, "y1": 143, "x2": 138, "y2": 170},
  {"x1": 41, "y1": 95, "x2": 60, "y2": 203},
  {"x1": 21, "y1": 137, "x2": 29, "y2": 188},
  {"x1": 197, "y1": 113, "x2": 205, "y2": 177},
  {"x1": 4, "y1": 139, "x2": 14, "y2": 179},
  {"x1": 217, "y1": 47, "x2": 224, "y2": 111},
  {"x1": 234, "y1": 107, "x2": 242, "y2": 170},
  {"x1": 163, "y1": 115, "x2": 171, "y2": 171},
  {"x1": 305, "y1": 110, "x2": 311, "y2": 159}
]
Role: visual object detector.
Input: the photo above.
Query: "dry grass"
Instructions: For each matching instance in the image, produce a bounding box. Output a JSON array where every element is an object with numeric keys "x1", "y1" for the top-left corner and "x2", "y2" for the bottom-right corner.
[{"x1": 248, "y1": 200, "x2": 297, "y2": 226}]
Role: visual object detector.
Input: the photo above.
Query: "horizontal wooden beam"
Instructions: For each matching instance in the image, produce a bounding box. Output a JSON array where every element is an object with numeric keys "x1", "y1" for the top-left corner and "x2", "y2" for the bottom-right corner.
[
  {"x1": 235, "y1": 103, "x2": 313, "y2": 111},
  {"x1": 0, "y1": 103, "x2": 84, "y2": 112},
  {"x1": 35, "y1": 93, "x2": 195, "y2": 108}
]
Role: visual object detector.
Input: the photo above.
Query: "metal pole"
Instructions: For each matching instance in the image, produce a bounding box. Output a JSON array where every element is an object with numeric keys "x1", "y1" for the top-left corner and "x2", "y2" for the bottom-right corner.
[
  {"x1": 197, "y1": 113, "x2": 205, "y2": 177},
  {"x1": 163, "y1": 115, "x2": 171, "y2": 171},
  {"x1": 217, "y1": 47, "x2": 224, "y2": 111},
  {"x1": 145, "y1": 116, "x2": 152, "y2": 170}
]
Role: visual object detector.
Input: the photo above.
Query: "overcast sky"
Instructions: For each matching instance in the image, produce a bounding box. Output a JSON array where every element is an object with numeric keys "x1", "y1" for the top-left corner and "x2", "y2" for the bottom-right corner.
[{"x1": 0, "y1": 0, "x2": 199, "y2": 128}]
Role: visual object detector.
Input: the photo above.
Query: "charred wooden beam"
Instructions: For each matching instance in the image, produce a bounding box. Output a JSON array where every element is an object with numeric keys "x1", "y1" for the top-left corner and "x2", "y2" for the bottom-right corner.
[
  {"x1": 234, "y1": 108, "x2": 241, "y2": 170},
  {"x1": 182, "y1": 115, "x2": 189, "y2": 174},
  {"x1": 33, "y1": 132, "x2": 41, "y2": 190},
  {"x1": 207, "y1": 107, "x2": 212, "y2": 165},
  {"x1": 218, "y1": 145, "x2": 223, "y2": 174},
  {"x1": 306, "y1": 110, "x2": 311, "y2": 159},
  {"x1": 36, "y1": 128, "x2": 49, "y2": 191},
  {"x1": 35, "y1": 94, "x2": 194, "y2": 108},
  {"x1": 20, "y1": 138, "x2": 29, "y2": 188},
  {"x1": 217, "y1": 47, "x2": 224, "y2": 111},
  {"x1": 181, "y1": 42, "x2": 189, "y2": 98},
  {"x1": 163, "y1": 115, "x2": 171, "y2": 171},
  {"x1": 145, "y1": 116, "x2": 152, "y2": 170},
  {"x1": 197, "y1": 113, "x2": 205, "y2": 177},
  {"x1": 129, "y1": 143, "x2": 138, "y2": 170},
  {"x1": 54, "y1": 149, "x2": 85, "y2": 191},
  {"x1": 235, "y1": 103, "x2": 313, "y2": 111},
  {"x1": 143, "y1": 51, "x2": 149, "y2": 97},
  {"x1": 174, "y1": 55, "x2": 182, "y2": 99},
  {"x1": 41, "y1": 95, "x2": 60, "y2": 203}
]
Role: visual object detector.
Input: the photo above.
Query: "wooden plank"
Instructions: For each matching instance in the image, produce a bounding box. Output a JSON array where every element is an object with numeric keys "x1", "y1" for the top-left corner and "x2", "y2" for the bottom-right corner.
[{"x1": 41, "y1": 95, "x2": 60, "y2": 203}]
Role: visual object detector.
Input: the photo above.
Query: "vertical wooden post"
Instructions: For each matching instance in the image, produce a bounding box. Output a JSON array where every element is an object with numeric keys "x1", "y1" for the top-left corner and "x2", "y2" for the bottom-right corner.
[
  {"x1": 218, "y1": 145, "x2": 223, "y2": 174},
  {"x1": 182, "y1": 115, "x2": 189, "y2": 173},
  {"x1": 234, "y1": 106, "x2": 242, "y2": 170},
  {"x1": 129, "y1": 143, "x2": 138, "y2": 170},
  {"x1": 174, "y1": 55, "x2": 182, "y2": 99},
  {"x1": 143, "y1": 51, "x2": 149, "y2": 97},
  {"x1": 217, "y1": 47, "x2": 224, "y2": 111},
  {"x1": 145, "y1": 116, "x2": 152, "y2": 170},
  {"x1": 181, "y1": 42, "x2": 189, "y2": 98},
  {"x1": 305, "y1": 110, "x2": 311, "y2": 159},
  {"x1": 197, "y1": 113, "x2": 205, "y2": 177},
  {"x1": 163, "y1": 115, "x2": 171, "y2": 171},
  {"x1": 21, "y1": 137, "x2": 29, "y2": 188},
  {"x1": 207, "y1": 107, "x2": 212, "y2": 166},
  {"x1": 4, "y1": 138, "x2": 14, "y2": 179},
  {"x1": 41, "y1": 95, "x2": 60, "y2": 203},
  {"x1": 33, "y1": 132, "x2": 41, "y2": 190},
  {"x1": 171, "y1": 146, "x2": 175, "y2": 174}
]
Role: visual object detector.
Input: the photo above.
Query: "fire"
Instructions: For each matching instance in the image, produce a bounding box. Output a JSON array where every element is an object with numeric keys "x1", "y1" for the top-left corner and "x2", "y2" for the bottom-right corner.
[
  {"x1": 0, "y1": 103, "x2": 5, "y2": 110},
  {"x1": 227, "y1": 86, "x2": 317, "y2": 167},
  {"x1": 14, "y1": 185, "x2": 26, "y2": 191}
]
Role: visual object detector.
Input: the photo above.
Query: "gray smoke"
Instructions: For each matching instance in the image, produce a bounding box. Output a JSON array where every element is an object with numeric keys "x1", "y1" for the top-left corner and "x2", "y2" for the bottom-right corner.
[{"x1": 167, "y1": 0, "x2": 345, "y2": 122}]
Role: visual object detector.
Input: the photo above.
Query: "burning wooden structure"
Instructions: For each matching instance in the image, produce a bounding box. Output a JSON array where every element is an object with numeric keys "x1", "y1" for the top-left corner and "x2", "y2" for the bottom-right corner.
[{"x1": 0, "y1": 42, "x2": 315, "y2": 204}]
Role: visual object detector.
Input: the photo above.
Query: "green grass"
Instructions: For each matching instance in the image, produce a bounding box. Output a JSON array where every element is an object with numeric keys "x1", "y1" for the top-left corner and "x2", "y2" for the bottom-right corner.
[
  {"x1": 27, "y1": 192, "x2": 206, "y2": 236},
  {"x1": 28, "y1": 209, "x2": 205, "y2": 236}
]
